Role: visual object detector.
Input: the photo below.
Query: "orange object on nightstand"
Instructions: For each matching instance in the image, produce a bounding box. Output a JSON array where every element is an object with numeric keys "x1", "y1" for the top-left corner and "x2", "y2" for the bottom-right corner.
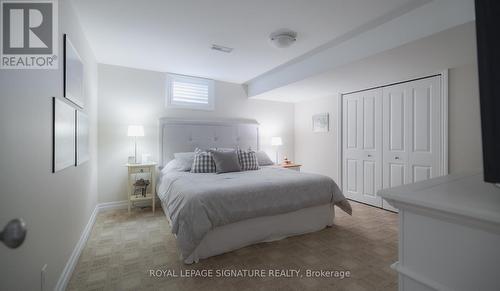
[{"x1": 281, "y1": 163, "x2": 302, "y2": 168}]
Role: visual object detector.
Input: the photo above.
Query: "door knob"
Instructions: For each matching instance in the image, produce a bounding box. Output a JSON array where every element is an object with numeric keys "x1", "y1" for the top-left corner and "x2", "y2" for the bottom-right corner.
[
  {"x1": 395, "y1": 156, "x2": 400, "y2": 160},
  {"x1": 367, "y1": 154, "x2": 372, "y2": 157},
  {"x1": 0, "y1": 219, "x2": 27, "y2": 249}
]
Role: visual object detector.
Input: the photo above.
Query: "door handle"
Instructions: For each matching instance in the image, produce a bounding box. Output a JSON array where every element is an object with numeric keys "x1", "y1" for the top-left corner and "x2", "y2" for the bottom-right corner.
[
  {"x1": 367, "y1": 154, "x2": 372, "y2": 157},
  {"x1": 0, "y1": 219, "x2": 27, "y2": 249},
  {"x1": 395, "y1": 156, "x2": 400, "y2": 160}
]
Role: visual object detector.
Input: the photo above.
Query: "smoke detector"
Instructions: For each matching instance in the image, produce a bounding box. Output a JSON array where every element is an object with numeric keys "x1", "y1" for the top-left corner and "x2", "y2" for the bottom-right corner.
[{"x1": 269, "y1": 29, "x2": 297, "y2": 48}]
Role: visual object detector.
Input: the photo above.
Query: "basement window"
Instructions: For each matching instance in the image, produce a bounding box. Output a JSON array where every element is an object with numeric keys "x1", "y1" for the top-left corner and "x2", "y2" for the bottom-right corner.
[{"x1": 166, "y1": 74, "x2": 215, "y2": 110}]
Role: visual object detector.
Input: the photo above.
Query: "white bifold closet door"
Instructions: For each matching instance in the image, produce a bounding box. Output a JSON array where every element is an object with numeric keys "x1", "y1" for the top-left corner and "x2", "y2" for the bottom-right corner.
[
  {"x1": 381, "y1": 76, "x2": 442, "y2": 211},
  {"x1": 342, "y1": 88, "x2": 383, "y2": 207},
  {"x1": 342, "y1": 75, "x2": 443, "y2": 210}
]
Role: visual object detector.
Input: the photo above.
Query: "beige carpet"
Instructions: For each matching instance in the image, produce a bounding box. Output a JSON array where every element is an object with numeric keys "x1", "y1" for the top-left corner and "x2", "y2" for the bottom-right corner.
[{"x1": 67, "y1": 201, "x2": 398, "y2": 291}]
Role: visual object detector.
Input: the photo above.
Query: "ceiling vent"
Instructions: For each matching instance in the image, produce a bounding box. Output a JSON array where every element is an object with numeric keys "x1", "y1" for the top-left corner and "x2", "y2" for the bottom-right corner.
[
  {"x1": 211, "y1": 44, "x2": 233, "y2": 53},
  {"x1": 269, "y1": 29, "x2": 297, "y2": 48}
]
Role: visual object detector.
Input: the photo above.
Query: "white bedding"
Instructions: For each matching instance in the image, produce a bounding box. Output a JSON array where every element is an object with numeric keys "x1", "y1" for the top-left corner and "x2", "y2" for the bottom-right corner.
[
  {"x1": 157, "y1": 166, "x2": 351, "y2": 261},
  {"x1": 180, "y1": 203, "x2": 334, "y2": 263}
]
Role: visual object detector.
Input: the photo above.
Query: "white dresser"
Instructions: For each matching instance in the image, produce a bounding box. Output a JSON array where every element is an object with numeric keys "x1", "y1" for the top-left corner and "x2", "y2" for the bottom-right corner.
[{"x1": 378, "y1": 172, "x2": 500, "y2": 291}]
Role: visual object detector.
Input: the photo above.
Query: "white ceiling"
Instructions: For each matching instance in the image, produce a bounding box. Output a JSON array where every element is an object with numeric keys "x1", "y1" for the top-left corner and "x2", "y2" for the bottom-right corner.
[
  {"x1": 247, "y1": 0, "x2": 475, "y2": 101},
  {"x1": 73, "y1": 0, "x2": 424, "y2": 84}
]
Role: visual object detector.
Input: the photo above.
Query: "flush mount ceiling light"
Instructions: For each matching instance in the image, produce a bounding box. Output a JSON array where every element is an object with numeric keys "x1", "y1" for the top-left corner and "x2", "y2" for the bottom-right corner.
[{"x1": 269, "y1": 29, "x2": 297, "y2": 48}]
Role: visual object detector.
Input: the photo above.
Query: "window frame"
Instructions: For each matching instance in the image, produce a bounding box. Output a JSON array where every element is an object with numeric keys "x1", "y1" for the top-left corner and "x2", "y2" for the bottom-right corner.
[{"x1": 166, "y1": 74, "x2": 215, "y2": 111}]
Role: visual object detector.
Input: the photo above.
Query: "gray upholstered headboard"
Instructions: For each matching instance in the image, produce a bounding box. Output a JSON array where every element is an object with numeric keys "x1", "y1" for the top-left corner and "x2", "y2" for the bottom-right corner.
[{"x1": 159, "y1": 118, "x2": 259, "y2": 167}]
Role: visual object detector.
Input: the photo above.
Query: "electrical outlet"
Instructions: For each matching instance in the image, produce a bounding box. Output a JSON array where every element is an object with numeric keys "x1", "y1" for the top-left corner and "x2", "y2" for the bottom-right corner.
[{"x1": 41, "y1": 264, "x2": 47, "y2": 291}]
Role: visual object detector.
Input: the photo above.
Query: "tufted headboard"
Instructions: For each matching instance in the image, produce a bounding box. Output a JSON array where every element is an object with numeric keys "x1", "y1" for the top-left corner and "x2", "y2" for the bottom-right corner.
[{"x1": 159, "y1": 118, "x2": 259, "y2": 167}]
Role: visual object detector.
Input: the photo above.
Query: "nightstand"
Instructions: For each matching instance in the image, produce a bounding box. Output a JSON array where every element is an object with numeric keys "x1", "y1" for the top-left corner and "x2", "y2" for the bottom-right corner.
[
  {"x1": 280, "y1": 163, "x2": 302, "y2": 171},
  {"x1": 126, "y1": 162, "x2": 157, "y2": 214}
]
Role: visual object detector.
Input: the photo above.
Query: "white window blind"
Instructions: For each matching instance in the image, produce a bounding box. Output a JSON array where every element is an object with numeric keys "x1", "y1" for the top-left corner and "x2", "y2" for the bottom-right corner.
[{"x1": 166, "y1": 74, "x2": 214, "y2": 110}]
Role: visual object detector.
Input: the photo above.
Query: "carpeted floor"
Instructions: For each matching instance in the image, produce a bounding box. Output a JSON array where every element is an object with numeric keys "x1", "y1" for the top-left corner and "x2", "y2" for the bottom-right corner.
[{"x1": 67, "y1": 201, "x2": 398, "y2": 290}]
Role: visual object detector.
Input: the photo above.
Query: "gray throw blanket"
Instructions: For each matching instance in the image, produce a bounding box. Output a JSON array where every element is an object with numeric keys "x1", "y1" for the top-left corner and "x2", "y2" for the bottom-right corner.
[{"x1": 157, "y1": 167, "x2": 351, "y2": 259}]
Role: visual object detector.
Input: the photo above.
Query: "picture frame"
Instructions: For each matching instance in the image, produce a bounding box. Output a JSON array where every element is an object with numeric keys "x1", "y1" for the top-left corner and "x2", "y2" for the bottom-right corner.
[
  {"x1": 63, "y1": 34, "x2": 84, "y2": 108},
  {"x1": 53, "y1": 97, "x2": 76, "y2": 173},
  {"x1": 76, "y1": 111, "x2": 90, "y2": 165},
  {"x1": 312, "y1": 113, "x2": 329, "y2": 133}
]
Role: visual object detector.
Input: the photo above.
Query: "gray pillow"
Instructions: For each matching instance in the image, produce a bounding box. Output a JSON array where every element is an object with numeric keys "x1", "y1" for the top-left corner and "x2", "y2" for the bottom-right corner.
[
  {"x1": 256, "y1": 151, "x2": 274, "y2": 166},
  {"x1": 209, "y1": 150, "x2": 241, "y2": 174}
]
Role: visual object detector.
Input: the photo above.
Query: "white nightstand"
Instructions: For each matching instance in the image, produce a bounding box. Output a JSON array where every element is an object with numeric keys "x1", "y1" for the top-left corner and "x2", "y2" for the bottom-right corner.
[
  {"x1": 280, "y1": 163, "x2": 302, "y2": 171},
  {"x1": 126, "y1": 162, "x2": 157, "y2": 214}
]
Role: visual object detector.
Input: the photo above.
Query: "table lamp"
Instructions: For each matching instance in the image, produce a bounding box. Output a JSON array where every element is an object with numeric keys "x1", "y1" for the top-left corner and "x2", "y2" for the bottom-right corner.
[
  {"x1": 271, "y1": 136, "x2": 283, "y2": 164},
  {"x1": 127, "y1": 125, "x2": 144, "y2": 164}
]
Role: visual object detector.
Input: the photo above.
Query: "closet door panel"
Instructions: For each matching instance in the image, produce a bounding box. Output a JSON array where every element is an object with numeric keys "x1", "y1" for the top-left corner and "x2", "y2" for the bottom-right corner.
[
  {"x1": 407, "y1": 76, "x2": 442, "y2": 183},
  {"x1": 363, "y1": 96, "x2": 376, "y2": 150},
  {"x1": 343, "y1": 96, "x2": 358, "y2": 200},
  {"x1": 342, "y1": 88, "x2": 383, "y2": 207},
  {"x1": 413, "y1": 165, "x2": 432, "y2": 183},
  {"x1": 412, "y1": 90, "x2": 431, "y2": 152},
  {"x1": 346, "y1": 99, "x2": 358, "y2": 149},
  {"x1": 363, "y1": 160, "x2": 377, "y2": 198},
  {"x1": 382, "y1": 82, "x2": 410, "y2": 212},
  {"x1": 389, "y1": 91, "x2": 405, "y2": 152},
  {"x1": 346, "y1": 159, "x2": 359, "y2": 193},
  {"x1": 382, "y1": 76, "x2": 443, "y2": 212},
  {"x1": 383, "y1": 83, "x2": 409, "y2": 188}
]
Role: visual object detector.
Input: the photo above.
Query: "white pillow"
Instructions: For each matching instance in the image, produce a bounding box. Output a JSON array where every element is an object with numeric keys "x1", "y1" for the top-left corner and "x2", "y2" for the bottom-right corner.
[
  {"x1": 256, "y1": 151, "x2": 274, "y2": 166},
  {"x1": 173, "y1": 152, "x2": 195, "y2": 167},
  {"x1": 161, "y1": 158, "x2": 192, "y2": 174},
  {"x1": 174, "y1": 152, "x2": 195, "y2": 160}
]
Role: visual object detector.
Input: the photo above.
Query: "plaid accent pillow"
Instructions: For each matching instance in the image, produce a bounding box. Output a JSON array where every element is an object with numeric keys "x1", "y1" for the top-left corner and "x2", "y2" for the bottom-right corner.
[
  {"x1": 237, "y1": 149, "x2": 259, "y2": 171},
  {"x1": 190, "y1": 149, "x2": 216, "y2": 173}
]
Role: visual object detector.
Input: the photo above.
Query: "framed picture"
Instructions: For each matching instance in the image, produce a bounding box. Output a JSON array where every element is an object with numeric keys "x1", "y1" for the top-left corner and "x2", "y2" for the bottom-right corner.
[
  {"x1": 63, "y1": 34, "x2": 84, "y2": 108},
  {"x1": 312, "y1": 113, "x2": 329, "y2": 133},
  {"x1": 76, "y1": 111, "x2": 90, "y2": 165},
  {"x1": 53, "y1": 97, "x2": 76, "y2": 173}
]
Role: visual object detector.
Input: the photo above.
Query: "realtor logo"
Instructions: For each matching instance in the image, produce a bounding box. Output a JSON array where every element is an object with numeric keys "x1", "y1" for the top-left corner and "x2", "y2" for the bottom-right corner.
[{"x1": 1, "y1": 0, "x2": 58, "y2": 69}]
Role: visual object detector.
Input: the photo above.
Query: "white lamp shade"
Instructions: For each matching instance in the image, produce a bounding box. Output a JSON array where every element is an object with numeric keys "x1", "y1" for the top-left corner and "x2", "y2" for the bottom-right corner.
[
  {"x1": 127, "y1": 125, "x2": 144, "y2": 137},
  {"x1": 271, "y1": 137, "x2": 283, "y2": 146}
]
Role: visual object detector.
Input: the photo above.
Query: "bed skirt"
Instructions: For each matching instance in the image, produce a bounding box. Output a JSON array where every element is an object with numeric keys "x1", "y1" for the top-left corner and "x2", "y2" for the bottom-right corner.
[{"x1": 161, "y1": 201, "x2": 335, "y2": 264}]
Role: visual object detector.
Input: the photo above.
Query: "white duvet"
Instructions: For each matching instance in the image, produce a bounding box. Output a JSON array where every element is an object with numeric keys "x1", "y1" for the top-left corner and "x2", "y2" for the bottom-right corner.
[{"x1": 157, "y1": 167, "x2": 351, "y2": 259}]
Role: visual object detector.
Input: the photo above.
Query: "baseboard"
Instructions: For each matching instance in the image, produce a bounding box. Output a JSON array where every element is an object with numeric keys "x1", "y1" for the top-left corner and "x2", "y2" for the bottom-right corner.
[
  {"x1": 98, "y1": 200, "x2": 128, "y2": 212},
  {"x1": 54, "y1": 205, "x2": 99, "y2": 291},
  {"x1": 54, "y1": 200, "x2": 129, "y2": 291}
]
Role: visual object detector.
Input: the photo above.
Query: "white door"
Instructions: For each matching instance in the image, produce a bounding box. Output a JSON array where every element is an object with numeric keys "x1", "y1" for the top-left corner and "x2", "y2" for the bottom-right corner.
[
  {"x1": 382, "y1": 76, "x2": 442, "y2": 211},
  {"x1": 342, "y1": 88, "x2": 383, "y2": 207}
]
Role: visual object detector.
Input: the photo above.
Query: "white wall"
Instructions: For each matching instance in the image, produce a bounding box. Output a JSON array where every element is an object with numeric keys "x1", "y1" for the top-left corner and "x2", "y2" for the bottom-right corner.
[
  {"x1": 295, "y1": 22, "x2": 482, "y2": 184},
  {"x1": 0, "y1": 1, "x2": 98, "y2": 290},
  {"x1": 98, "y1": 64, "x2": 294, "y2": 203}
]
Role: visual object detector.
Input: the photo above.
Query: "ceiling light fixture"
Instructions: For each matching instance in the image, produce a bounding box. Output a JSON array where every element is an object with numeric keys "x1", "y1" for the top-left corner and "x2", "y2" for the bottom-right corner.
[
  {"x1": 269, "y1": 29, "x2": 297, "y2": 48},
  {"x1": 211, "y1": 44, "x2": 233, "y2": 53}
]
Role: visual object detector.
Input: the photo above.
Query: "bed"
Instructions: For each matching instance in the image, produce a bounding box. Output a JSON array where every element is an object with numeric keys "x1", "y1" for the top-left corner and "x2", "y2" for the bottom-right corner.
[{"x1": 156, "y1": 118, "x2": 351, "y2": 263}]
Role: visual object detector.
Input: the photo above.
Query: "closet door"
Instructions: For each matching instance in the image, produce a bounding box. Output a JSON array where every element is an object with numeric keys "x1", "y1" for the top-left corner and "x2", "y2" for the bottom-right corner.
[
  {"x1": 342, "y1": 88, "x2": 383, "y2": 207},
  {"x1": 382, "y1": 76, "x2": 442, "y2": 211}
]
